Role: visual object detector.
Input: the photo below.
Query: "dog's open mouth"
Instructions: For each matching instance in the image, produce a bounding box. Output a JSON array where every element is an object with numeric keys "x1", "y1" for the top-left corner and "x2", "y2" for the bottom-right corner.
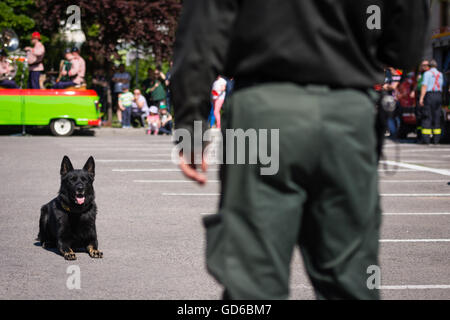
[{"x1": 75, "y1": 195, "x2": 85, "y2": 205}]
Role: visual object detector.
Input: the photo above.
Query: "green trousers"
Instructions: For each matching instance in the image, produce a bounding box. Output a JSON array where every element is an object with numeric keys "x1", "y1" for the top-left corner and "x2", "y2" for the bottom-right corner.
[{"x1": 204, "y1": 83, "x2": 382, "y2": 300}]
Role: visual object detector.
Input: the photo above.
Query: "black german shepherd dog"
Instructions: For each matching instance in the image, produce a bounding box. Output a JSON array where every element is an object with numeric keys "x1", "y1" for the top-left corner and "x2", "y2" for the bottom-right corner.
[{"x1": 37, "y1": 156, "x2": 103, "y2": 260}]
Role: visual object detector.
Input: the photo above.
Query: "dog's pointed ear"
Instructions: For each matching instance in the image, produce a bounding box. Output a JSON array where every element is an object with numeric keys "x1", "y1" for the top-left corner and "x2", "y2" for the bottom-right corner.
[
  {"x1": 83, "y1": 156, "x2": 95, "y2": 176},
  {"x1": 60, "y1": 156, "x2": 74, "y2": 176}
]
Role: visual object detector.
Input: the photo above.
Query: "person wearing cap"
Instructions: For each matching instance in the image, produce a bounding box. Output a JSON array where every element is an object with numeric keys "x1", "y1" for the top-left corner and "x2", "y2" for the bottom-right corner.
[
  {"x1": 53, "y1": 47, "x2": 86, "y2": 89},
  {"x1": 56, "y1": 48, "x2": 73, "y2": 84},
  {"x1": 0, "y1": 50, "x2": 19, "y2": 89},
  {"x1": 25, "y1": 31, "x2": 45, "y2": 89},
  {"x1": 159, "y1": 105, "x2": 173, "y2": 135},
  {"x1": 171, "y1": 0, "x2": 428, "y2": 300},
  {"x1": 146, "y1": 106, "x2": 161, "y2": 135}
]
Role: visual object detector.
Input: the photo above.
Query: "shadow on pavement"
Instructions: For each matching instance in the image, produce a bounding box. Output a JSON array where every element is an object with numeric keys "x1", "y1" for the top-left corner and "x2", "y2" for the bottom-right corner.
[
  {"x1": 33, "y1": 241, "x2": 93, "y2": 259},
  {"x1": 0, "y1": 126, "x2": 96, "y2": 137}
]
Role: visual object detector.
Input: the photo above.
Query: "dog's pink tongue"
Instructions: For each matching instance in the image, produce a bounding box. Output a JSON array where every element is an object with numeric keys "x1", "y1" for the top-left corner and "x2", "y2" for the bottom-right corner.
[{"x1": 76, "y1": 197, "x2": 85, "y2": 205}]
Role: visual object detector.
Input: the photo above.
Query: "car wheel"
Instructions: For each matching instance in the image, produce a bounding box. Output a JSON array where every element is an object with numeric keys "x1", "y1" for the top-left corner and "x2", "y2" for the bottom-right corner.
[{"x1": 50, "y1": 119, "x2": 75, "y2": 137}]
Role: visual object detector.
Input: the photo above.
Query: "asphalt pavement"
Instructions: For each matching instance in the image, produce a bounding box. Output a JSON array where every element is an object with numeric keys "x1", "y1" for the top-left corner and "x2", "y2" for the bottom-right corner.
[{"x1": 0, "y1": 128, "x2": 449, "y2": 299}]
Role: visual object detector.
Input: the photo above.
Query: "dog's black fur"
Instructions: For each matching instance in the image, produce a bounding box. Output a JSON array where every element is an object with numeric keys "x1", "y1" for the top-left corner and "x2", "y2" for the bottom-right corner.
[{"x1": 37, "y1": 156, "x2": 102, "y2": 260}]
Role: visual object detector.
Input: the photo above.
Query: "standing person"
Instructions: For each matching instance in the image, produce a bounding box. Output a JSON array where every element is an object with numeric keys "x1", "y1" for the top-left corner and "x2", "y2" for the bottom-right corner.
[
  {"x1": 118, "y1": 87, "x2": 134, "y2": 128},
  {"x1": 211, "y1": 76, "x2": 227, "y2": 129},
  {"x1": 171, "y1": 0, "x2": 428, "y2": 300},
  {"x1": 165, "y1": 61, "x2": 173, "y2": 112},
  {"x1": 415, "y1": 60, "x2": 430, "y2": 140},
  {"x1": 224, "y1": 76, "x2": 234, "y2": 98},
  {"x1": 383, "y1": 67, "x2": 402, "y2": 138},
  {"x1": 112, "y1": 64, "x2": 132, "y2": 123},
  {"x1": 142, "y1": 68, "x2": 166, "y2": 107},
  {"x1": 419, "y1": 59, "x2": 444, "y2": 144},
  {"x1": 25, "y1": 31, "x2": 45, "y2": 89},
  {"x1": 92, "y1": 69, "x2": 109, "y2": 119}
]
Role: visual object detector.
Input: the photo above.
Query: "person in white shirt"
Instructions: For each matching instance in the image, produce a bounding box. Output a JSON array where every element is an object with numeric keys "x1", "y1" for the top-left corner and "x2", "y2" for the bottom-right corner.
[
  {"x1": 211, "y1": 76, "x2": 227, "y2": 129},
  {"x1": 112, "y1": 64, "x2": 132, "y2": 122},
  {"x1": 131, "y1": 89, "x2": 149, "y2": 127}
]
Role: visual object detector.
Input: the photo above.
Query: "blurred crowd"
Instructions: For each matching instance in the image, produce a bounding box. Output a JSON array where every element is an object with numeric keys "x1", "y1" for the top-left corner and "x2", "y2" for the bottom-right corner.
[
  {"x1": 377, "y1": 59, "x2": 449, "y2": 144},
  {"x1": 2, "y1": 32, "x2": 448, "y2": 140}
]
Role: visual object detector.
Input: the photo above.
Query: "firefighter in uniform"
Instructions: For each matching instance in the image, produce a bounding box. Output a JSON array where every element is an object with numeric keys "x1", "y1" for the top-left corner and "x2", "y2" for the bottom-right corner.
[
  {"x1": 419, "y1": 59, "x2": 444, "y2": 144},
  {"x1": 415, "y1": 60, "x2": 430, "y2": 140},
  {"x1": 171, "y1": 0, "x2": 428, "y2": 299}
]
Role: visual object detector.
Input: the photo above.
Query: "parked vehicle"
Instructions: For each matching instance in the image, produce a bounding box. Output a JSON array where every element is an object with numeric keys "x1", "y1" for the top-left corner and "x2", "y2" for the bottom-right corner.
[{"x1": 0, "y1": 89, "x2": 100, "y2": 136}]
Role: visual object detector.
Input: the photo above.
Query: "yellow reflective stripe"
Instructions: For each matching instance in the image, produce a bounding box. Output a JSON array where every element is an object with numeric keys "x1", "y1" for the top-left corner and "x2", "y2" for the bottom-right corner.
[
  {"x1": 422, "y1": 128, "x2": 432, "y2": 135},
  {"x1": 433, "y1": 128, "x2": 442, "y2": 135}
]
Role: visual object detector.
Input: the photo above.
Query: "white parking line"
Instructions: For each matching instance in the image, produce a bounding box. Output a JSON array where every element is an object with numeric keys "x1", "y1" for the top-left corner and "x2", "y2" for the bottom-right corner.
[
  {"x1": 164, "y1": 192, "x2": 450, "y2": 197},
  {"x1": 380, "y1": 239, "x2": 450, "y2": 243},
  {"x1": 400, "y1": 160, "x2": 448, "y2": 164},
  {"x1": 113, "y1": 169, "x2": 181, "y2": 172},
  {"x1": 383, "y1": 212, "x2": 450, "y2": 216},
  {"x1": 380, "y1": 180, "x2": 448, "y2": 183},
  {"x1": 380, "y1": 161, "x2": 450, "y2": 176},
  {"x1": 200, "y1": 212, "x2": 450, "y2": 216},
  {"x1": 162, "y1": 193, "x2": 221, "y2": 196},
  {"x1": 135, "y1": 180, "x2": 220, "y2": 183},
  {"x1": 68, "y1": 143, "x2": 172, "y2": 147},
  {"x1": 76, "y1": 147, "x2": 173, "y2": 151},
  {"x1": 290, "y1": 284, "x2": 450, "y2": 290},
  {"x1": 381, "y1": 194, "x2": 450, "y2": 197},
  {"x1": 380, "y1": 285, "x2": 450, "y2": 290},
  {"x1": 114, "y1": 169, "x2": 220, "y2": 172},
  {"x1": 97, "y1": 155, "x2": 171, "y2": 158},
  {"x1": 97, "y1": 159, "x2": 172, "y2": 163},
  {"x1": 378, "y1": 169, "x2": 418, "y2": 172},
  {"x1": 399, "y1": 148, "x2": 450, "y2": 152}
]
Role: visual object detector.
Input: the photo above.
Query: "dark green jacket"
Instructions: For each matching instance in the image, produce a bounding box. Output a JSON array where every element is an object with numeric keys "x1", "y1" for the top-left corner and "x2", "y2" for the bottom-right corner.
[{"x1": 171, "y1": 0, "x2": 429, "y2": 134}]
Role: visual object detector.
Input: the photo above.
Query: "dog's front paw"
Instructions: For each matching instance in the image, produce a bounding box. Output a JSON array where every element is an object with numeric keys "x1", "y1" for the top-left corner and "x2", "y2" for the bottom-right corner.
[
  {"x1": 64, "y1": 251, "x2": 77, "y2": 260},
  {"x1": 88, "y1": 249, "x2": 103, "y2": 259}
]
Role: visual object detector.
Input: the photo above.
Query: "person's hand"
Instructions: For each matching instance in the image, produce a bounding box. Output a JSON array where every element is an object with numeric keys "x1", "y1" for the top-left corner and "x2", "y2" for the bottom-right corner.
[
  {"x1": 179, "y1": 152, "x2": 208, "y2": 185},
  {"x1": 419, "y1": 98, "x2": 424, "y2": 107},
  {"x1": 24, "y1": 46, "x2": 31, "y2": 51}
]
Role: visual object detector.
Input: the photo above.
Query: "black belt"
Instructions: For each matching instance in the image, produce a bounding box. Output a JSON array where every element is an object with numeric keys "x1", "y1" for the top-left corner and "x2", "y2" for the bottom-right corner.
[{"x1": 234, "y1": 78, "x2": 369, "y2": 92}]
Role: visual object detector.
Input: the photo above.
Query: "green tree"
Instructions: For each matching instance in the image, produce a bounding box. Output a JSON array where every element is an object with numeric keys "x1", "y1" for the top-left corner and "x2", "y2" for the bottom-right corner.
[{"x1": 0, "y1": 0, "x2": 36, "y2": 43}]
